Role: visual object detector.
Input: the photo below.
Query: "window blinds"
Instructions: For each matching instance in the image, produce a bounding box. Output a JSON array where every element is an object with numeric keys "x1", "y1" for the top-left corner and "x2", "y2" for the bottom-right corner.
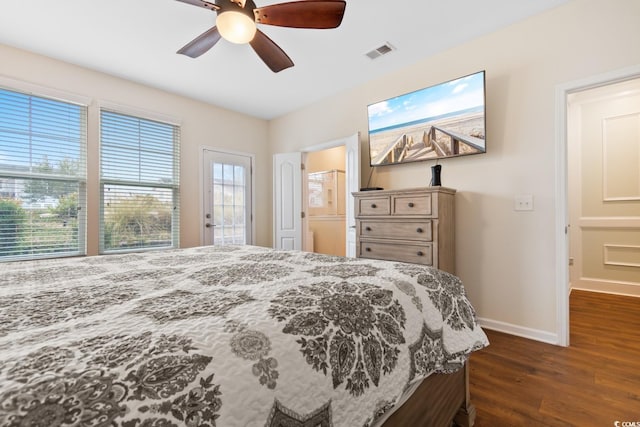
[
  {"x1": 0, "y1": 88, "x2": 87, "y2": 260},
  {"x1": 99, "y1": 110, "x2": 180, "y2": 252}
]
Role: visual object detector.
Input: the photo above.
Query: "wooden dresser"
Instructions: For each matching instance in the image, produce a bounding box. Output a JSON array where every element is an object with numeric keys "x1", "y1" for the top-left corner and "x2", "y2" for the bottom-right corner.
[{"x1": 353, "y1": 187, "x2": 456, "y2": 274}]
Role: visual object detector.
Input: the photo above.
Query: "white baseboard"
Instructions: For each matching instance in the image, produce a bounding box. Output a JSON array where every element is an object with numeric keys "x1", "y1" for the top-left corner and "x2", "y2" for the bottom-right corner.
[
  {"x1": 572, "y1": 278, "x2": 640, "y2": 298},
  {"x1": 478, "y1": 317, "x2": 559, "y2": 346}
]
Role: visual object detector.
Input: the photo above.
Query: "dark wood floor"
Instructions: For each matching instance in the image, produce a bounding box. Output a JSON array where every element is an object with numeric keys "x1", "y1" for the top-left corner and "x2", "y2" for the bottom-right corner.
[{"x1": 469, "y1": 290, "x2": 640, "y2": 427}]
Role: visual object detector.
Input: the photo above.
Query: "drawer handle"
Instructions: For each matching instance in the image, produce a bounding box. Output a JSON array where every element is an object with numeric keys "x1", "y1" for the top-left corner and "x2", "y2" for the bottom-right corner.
[
  {"x1": 371, "y1": 203, "x2": 377, "y2": 208},
  {"x1": 416, "y1": 227, "x2": 423, "y2": 233},
  {"x1": 365, "y1": 226, "x2": 372, "y2": 231},
  {"x1": 365, "y1": 247, "x2": 372, "y2": 252},
  {"x1": 408, "y1": 202, "x2": 415, "y2": 208},
  {"x1": 417, "y1": 251, "x2": 424, "y2": 256}
]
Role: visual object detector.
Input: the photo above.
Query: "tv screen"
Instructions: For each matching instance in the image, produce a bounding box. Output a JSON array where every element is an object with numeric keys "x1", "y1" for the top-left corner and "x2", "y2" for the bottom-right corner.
[{"x1": 367, "y1": 70, "x2": 486, "y2": 166}]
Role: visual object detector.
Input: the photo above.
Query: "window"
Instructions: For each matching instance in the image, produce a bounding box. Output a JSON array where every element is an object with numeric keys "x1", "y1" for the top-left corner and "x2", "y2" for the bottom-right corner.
[
  {"x1": 0, "y1": 88, "x2": 87, "y2": 261},
  {"x1": 100, "y1": 109, "x2": 180, "y2": 253}
]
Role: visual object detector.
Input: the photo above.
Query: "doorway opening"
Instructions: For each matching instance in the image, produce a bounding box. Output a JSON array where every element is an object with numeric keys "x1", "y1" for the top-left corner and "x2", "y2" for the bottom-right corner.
[
  {"x1": 303, "y1": 146, "x2": 347, "y2": 256},
  {"x1": 273, "y1": 133, "x2": 360, "y2": 255},
  {"x1": 556, "y1": 65, "x2": 640, "y2": 346},
  {"x1": 568, "y1": 77, "x2": 640, "y2": 296}
]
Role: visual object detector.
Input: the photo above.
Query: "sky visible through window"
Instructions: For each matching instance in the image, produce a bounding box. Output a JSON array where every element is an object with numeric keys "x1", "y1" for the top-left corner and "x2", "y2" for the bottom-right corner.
[{"x1": 0, "y1": 89, "x2": 84, "y2": 176}]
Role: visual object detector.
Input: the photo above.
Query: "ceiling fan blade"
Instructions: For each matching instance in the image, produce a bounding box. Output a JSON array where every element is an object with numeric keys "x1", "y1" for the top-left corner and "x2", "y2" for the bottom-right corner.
[
  {"x1": 177, "y1": 26, "x2": 222, "y2": 58},
  {"x1": 249, "y1": 30, "x2": 294, "y2": 73},
  {"x1": 253, "y1": 0, "x2": 346, "y2": 29},
  {"x1": 175, "y1": 0, "x2": 220, "y2": 11}
]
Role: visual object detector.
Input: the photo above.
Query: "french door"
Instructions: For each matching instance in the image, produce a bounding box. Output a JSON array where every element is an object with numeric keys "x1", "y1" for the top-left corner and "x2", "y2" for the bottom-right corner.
[{"x1": 202, "y1": 149, "x2": 253, "y2": 246}]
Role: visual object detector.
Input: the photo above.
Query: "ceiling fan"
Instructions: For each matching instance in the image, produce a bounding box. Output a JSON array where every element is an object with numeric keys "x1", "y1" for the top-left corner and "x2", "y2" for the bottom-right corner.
[{"x1": 176, "y1": 0, "x2": 347, "y2": 72}]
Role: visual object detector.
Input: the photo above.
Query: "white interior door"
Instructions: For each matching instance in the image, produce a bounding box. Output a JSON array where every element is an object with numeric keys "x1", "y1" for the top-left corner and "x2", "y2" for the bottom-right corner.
[
  {"x1": 202, "y1": 149, "x2": 253, "y2": 246},
  {"x1": 273, "y1": 152, "x2": 302, "y2": 250},
  {"x1": 345, "y1": 133, "x2": 360, "y2": 257}
]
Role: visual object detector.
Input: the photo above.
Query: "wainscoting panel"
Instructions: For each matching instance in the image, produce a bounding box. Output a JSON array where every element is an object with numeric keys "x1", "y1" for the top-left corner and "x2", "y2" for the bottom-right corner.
[
  {"x1": 602, "y1": 112, "x2": 640, "y2": 201},
  {"x1": 581, "y1": 228, "x2": 640, "y2": 278},
  {"x1": 604, "y1": 244, "x2": 640, "y2": 268},
  {"x1": 578, "y1": 221, "x2": 640, "y2": 296}
]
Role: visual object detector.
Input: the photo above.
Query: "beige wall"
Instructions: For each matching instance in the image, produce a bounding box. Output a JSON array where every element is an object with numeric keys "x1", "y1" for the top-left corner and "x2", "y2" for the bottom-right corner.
[
  {"x1": 308, "y1": 217, "x2": 346, "y2": 256},
  {"x1": 306, "y1": 145, "x2": 345, "y2": 173},
  {"x1": 0, "y1": 43, "x2": 271, "y2": 252},
  {"x1": 268, "y1": 0, "x2": 640, "y2": 341}
]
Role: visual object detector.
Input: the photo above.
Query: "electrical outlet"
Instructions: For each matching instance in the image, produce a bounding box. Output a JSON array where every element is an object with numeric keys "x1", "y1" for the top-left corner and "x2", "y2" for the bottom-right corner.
[{"x1": 514, "y1": 194, "x2": 534, "y2": 211}]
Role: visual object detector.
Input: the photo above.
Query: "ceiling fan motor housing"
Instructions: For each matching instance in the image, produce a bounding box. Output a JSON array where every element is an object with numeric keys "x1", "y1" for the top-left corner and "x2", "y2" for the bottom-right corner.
[{"x1": 218, "y1": 0, "x2": 257, "y2": 19}]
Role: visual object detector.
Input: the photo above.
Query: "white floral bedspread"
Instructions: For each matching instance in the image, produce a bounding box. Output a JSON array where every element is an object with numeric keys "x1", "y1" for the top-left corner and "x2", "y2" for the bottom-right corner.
[{"x1": 0, "y1": 245, "x2": 488, "y2": 426}]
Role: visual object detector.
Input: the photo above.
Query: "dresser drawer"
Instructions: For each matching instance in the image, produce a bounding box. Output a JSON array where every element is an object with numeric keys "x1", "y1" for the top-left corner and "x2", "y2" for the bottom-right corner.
[
  {"x1": 359, "y1": 220, "x2": 432, "y2": 241},
  {"x1": 357, "y1": 196, "x2": 391, "y2": 216},
  {"x1": 392, "y1": 194, "x2": 433, "y2": 215},
  {"x1": 353, "y1": 187, "x2": 455, "y2": 273},
  {"x1": 359, "y1": 241, "x2": 433, "y2": 265}
]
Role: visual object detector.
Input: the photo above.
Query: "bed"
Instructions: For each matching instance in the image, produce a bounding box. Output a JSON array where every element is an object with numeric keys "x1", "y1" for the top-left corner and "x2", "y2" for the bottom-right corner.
[{"x1": 0, "y1": 245, "x2": 488, "y2": 426}]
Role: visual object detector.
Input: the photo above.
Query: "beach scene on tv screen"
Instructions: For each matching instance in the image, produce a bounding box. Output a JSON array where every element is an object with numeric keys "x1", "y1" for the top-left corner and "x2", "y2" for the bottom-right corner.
[{"x1": 368, "y1": 72, "x2": 485, "y2": 165}]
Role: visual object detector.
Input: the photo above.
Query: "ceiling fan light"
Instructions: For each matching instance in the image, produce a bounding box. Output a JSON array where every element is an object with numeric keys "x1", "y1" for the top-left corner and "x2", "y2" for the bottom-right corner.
[{"x1": 217, "y1": 11, "x2": 256, "y2": 44}]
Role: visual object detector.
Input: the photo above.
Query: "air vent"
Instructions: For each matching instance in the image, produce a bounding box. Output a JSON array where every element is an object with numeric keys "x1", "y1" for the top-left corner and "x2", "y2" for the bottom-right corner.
[{"x1": 365, "y1": 42, "x2": 395, "y2": 60}]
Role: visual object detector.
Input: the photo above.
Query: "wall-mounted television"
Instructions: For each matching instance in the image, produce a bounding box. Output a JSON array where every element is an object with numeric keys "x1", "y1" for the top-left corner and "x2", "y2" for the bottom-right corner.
[{"x1": 367, "y1": 70, "x2": 486, "y2": 166}]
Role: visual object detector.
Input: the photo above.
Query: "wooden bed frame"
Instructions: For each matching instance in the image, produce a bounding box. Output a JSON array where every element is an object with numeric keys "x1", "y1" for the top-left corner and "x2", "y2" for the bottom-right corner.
[{"x1": 383, "y1": 363, "x2": 475, "y2": 427}]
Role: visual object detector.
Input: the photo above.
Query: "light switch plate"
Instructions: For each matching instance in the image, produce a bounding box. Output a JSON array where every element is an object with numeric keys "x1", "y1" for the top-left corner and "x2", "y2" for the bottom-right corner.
[{"x1": 515, "y1": 194, "x2": 534, "y2": 211}]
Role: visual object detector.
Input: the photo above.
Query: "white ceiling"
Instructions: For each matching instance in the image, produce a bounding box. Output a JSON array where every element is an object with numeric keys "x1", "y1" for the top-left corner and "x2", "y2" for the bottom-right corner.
[{"x1": 0, "y1": 0, "x2": 568, "y2": 120}]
